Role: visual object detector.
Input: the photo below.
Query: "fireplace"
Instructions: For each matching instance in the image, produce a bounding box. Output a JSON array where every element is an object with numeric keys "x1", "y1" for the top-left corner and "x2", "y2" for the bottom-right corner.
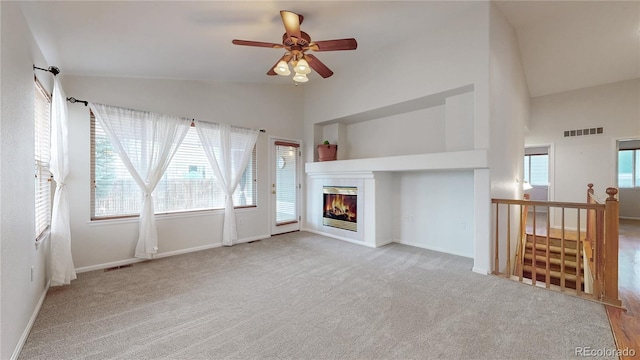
[{"x1": 323, "y1": 186, "x2": 357, "y2": 231}]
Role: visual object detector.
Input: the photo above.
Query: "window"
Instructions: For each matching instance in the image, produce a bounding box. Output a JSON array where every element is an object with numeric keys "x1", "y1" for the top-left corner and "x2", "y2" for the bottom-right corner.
[
  {"x1": 523, "y1": 154, "x2": 549, "y2": 186},
  {"x1": 618, "y1": 140, "x2": 640, "y2": 188},
  {"x1": 91, "y1": 115, "x2": 257, "y2": 219},
  {"x1": 34, "y1": 79, "x2": 52, "y2": 238}
]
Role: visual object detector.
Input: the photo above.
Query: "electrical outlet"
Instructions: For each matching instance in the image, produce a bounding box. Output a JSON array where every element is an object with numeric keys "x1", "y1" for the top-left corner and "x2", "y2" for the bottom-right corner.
[
  {"x1": 30, "y1": 266, "x2": 35, "y2": 282},
  {"x1": 460, "y1": 221, "x2": 467, "y2": 230}
]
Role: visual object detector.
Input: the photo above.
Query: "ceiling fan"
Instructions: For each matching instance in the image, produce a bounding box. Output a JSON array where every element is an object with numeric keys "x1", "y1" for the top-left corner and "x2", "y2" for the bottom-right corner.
[{"x1": 232, "y1": 10, "x2": 358, "y2": 83}]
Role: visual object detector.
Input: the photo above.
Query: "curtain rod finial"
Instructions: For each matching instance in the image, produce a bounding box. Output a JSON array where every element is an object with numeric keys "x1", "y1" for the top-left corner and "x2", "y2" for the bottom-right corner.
[{"x1": 33, "y1": 65, "x2": 60, "y2": 76}]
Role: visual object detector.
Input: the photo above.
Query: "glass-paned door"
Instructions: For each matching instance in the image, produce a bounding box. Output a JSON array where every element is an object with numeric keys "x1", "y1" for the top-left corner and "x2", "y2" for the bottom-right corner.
[{"x1": 272, "y1": 140, "x2": 300, "y2": 235}]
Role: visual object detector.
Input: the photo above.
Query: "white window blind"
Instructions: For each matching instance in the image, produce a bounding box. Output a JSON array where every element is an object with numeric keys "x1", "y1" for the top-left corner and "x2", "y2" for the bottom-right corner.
[
  {"x1": 618, "y1": 149, "x2": 640, "y2": 188},
  {"x1": 91, "y1": 115, "x2": 257, "y2": 219},
  {"x1": 275, "y1": 142, "x2": 299, "y2": 224},
  {"x1": 34, "y1": 79, "x2": 52, "y2": 239},
  {"x1": 524, "y1": 154, "x2": 549, "y2": 186}
]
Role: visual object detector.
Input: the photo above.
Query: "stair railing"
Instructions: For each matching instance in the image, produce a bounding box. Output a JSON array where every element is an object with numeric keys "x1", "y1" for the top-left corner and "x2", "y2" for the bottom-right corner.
[
  {"x1": 586, "y1": 184, "x2": 620, "y2": 306},
  {"x1": 491, "y1": 184, "x2": 621, "y2": 306},
  {"x1": 512, "y1": 194, "x2": 529, "y2": 280}
]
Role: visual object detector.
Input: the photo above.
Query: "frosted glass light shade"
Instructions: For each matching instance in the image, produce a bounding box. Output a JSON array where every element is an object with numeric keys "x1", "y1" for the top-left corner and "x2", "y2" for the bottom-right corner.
[
  {"x1": 293, "y1": 58, "x2": 311, "y2": 74},
  {"x1": 274, "y1": 60, "x2": 291, "y2": 76},
  {"x1": 292, "y1": 72, "x2": 309, "y2": 83}
]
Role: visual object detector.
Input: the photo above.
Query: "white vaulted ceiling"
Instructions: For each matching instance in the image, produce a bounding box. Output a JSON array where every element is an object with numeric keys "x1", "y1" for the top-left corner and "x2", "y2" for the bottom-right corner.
[
  {"x1": 19, "y1": 1, "x2": 640, "y2": 96},
  {"x1": 495, "y1": 0, "x2": 640, "y2": 97}
]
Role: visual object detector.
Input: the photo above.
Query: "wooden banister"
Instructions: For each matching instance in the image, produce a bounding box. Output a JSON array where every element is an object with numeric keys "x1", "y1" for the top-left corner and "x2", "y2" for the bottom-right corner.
[
  {"x1": 491, "y1": 184, "x2": 621, "y2": 306},
  {"x1": 603, "y1": 188, "x2": 621, "y2": 306}
]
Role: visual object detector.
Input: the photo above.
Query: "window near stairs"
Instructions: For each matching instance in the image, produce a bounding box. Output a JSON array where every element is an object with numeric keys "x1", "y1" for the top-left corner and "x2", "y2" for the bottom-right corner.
[
  {"x1": 34, "y1": 78, "x2": 52, "y2": 239},
  {"x1": 523, "y1": 154, "x2": 549, "y2": 186},
  {"x1": 618, "y1": 141, "x2": 640, "y2": 188},
  {"x1": 90, "y1": 114, "x2": 257, "y2": 219}
]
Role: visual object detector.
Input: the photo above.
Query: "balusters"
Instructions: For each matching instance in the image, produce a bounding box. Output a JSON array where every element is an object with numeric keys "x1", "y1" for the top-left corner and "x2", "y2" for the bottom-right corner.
[
  {"x1": 545, "y1": 206, "x2": 551, "y2": 289},
  {"x1": 506, "y1": 205, "x2": 511, "y2": 278},
  {"x1": 489, "y1": 185, "x2": 619, "y2": 306},
  {"x1": 576, "y1": 209, "x2": 582, "y2": 296},
  {"x1": 532, "y1": 205, "x2": 537, "y2": 286},
  {"x1": 560, "y1": 208, "x2": 566, "y2": 291},
  {"x1": 495, "y1": 204, "x2": 499, "y2": 275},
  {"x1": 518, "y1": 203, "x2": 524, "y2": 281}
]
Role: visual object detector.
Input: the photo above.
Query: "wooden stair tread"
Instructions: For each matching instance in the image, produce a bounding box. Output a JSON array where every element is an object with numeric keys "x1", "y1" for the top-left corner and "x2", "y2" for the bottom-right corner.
[
  {"x1": 525, "y1": 242, "x2": 581, "y2": 256},
  {"x1": 522, "y1": 264, "x2": 584, "y2": 283},
  {"x1": 525, "y1": 228, "x2": 586, "y2": 241},
  {"x1": 526, "y1": 235, "x2": 579, "y2": 248},
  {"x1": 524, "y1": 253, "x2": 578, "y2": 268}
]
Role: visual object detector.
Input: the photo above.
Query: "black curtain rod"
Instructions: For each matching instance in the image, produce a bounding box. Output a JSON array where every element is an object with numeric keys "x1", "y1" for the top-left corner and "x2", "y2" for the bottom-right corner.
[
  {"x1": 67, "y1": 97, "x2": 88, "y2": 106},
  {"x1": 33, "y1": 65, "x2": 60, "y2": 76}
]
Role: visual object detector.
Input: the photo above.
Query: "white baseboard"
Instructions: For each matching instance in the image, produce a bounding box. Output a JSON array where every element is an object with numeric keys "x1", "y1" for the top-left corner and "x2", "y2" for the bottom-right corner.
[
  {"x1": 233, "y1": 234, "x2": 271, "y2": 245},
  {"x1": 472, "y1": 267, "x2": 489, "y2": 275},
  {"x1": 620, "y1": 216, "x2": 640, "y2": 220},
  {"x1": 376, "y1": 238, "x2": 394, "y2": 247},
  {"x1": 12, "y1": 280, "x2": 50, "y2": 360},
  {"x1": 75, "y1": 234, "x2": 271, "y2": 274},
  {"x1": 302, "y1": 229, "x2": 377, "y2": 248},
  {"x1": 395, "y1": 239, "x2": 473, "y2": 259}
]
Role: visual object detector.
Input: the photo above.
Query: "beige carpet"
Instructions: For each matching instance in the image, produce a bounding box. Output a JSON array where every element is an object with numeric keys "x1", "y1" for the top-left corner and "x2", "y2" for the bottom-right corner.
[{"x1": 20, "y1": 232, "x2": 615, "y2": 359}]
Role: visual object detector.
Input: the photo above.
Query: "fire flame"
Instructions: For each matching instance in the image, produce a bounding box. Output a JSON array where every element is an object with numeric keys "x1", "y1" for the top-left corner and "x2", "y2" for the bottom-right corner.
[{"x1": 323, "y1": 194, "x2": 357, "y2": 222}]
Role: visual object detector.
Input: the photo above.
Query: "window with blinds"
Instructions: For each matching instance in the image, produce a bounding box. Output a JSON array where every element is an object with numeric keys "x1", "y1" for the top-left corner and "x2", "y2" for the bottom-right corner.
[
  {"x1": 523, "y1": 154, "x2": 549, "y2": 186},
  {"x1": 91, "y1": 115, "x2": 257, "y2": 219},
  {"x1": 34, "y1": 79, "x2": 52, "y2": 239},
  {"x1": 618, "y1": 140, "x2": 640, "y2": 188}
]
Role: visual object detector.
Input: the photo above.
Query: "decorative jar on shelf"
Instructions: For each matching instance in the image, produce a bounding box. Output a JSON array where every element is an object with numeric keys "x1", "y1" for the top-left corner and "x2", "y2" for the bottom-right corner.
[{"x1": 317, "y1": 141, "x2": 338, "y2": 161}]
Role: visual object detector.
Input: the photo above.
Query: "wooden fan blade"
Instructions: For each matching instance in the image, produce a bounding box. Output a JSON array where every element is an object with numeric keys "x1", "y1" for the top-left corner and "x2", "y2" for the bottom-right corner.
[
  {"x1": 304, "y1": 54, "x2": 333, "y2": 78},
  {"x1": 280, "y1": 10, "x2": 302, "y2": 44},
  {"x1": 267, "y1": 53, "x2": 293, "y2": 76},
  {"x1": 232, "y1": 39, "x2": 283, "y2": 48},
  {"x1": 309, "y1": 38, "x2": 358, "y2": 52}
]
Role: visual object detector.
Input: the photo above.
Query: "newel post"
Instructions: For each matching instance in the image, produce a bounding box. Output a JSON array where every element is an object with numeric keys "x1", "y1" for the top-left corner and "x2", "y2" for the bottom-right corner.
[{"x1": 603, "y1": 187, "x2": 621, "y2": 306}]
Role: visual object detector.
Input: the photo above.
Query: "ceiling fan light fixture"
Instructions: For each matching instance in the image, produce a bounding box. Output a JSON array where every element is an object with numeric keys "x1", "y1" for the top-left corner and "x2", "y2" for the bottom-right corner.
[
  {"x1": 274, "y1": 60, "x2": 291, "y2": 76},
  {"x1": 292, "y1": 72, "x2": 309, "y2": 83},
  {"x1": 293, "y1": 58, "x2": 311, "y2": 74}
]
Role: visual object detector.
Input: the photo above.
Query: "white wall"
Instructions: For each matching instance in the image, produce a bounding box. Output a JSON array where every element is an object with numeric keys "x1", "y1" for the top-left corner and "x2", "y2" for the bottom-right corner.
[
  {"x1": 301, "y1": 2, "x2": 492, "y2": 272},
  {"x1": 619, "y1": 188, "x2": 640, "y2": 219},
  {"x1": 488, "y1": 4, "x2": 530, "y2": 272},
  {"x1": 62, "y1": 75, "x2": 304, "y2": 270},
  {"x1": 489, "y1": 4, "x2": 529, "y2": 200},
  {"x1": 344, "y1": 105, "x2": 446, "y2": 159},
  {"x1": 303, "y1": 2, "x2": 490, "y2": 163},
  {"x1": 393, "y1": 171, "x2": 475, "y2": 258},
  {"x1": 526, "y1": 79, "x2": 640, "y2": 226},
  {"x1": 0, "y1": 3, "x2": 51, "y2": 359},
  {"x1": 445, "y1": 92, "x2": 474, "y2": 152}
]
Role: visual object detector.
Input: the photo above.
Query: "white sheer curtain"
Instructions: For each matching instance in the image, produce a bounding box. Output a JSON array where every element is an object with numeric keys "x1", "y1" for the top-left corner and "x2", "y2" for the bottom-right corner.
[
  {"x1": 90, "y1": 103, "x2": 191, "y2": 259},
  {"x1": 50, "y1": 77, "x2": 77, "y2": 286},
  {"x1": 195, "y1": 121, "x2": 259, "y2": 245}
]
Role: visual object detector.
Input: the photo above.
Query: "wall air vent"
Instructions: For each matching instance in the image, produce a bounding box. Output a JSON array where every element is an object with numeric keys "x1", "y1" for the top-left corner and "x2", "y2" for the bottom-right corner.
[
  {"x1": 104, "y1": 264, "x2": 133, "y2": 272},
  {"x1": 563, "y1": 127, "x2": 604, "y2": 138}
]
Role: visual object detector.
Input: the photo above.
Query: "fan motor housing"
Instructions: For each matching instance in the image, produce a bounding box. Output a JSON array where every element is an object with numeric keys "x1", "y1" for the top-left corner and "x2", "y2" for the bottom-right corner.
[{"x1": 283, "y1": 31, "x2": 311, "y2": 47}]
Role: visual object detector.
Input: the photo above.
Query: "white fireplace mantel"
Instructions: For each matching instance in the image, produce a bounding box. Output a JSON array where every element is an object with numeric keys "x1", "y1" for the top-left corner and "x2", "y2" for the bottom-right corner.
[{"x1": 305, "y1": 149, "x2": 487, "y2": 175}]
